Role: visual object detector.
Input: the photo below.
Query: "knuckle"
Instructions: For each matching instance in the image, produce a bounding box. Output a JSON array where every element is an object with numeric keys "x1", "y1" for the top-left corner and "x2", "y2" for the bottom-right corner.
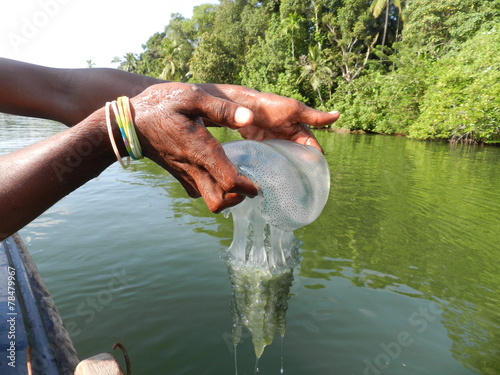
[
  {"x1": 289, "y1": 98, "x2": 304, "y2": 114},
  {"x1": 206, "y1": 198, "x2": 224, "y2": 213},
  {"x1": 189, "y1": 84, "x2": 203, "y2": 96},
  {"x1": 209, "y1": 101, "x2": 231, "y2": 124},
  {"x1": 220, "y1": 176, "x2": 237, "y2": 193}
]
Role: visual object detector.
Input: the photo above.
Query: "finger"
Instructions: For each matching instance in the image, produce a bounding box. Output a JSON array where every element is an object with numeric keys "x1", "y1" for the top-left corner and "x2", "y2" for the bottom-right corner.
[
  {"x1": 161, "y1": 161, "x2": 202, "y2": 198},
  {"x1": 199, "y1": 157, "x2": 258, "y2": 198},
  {"x1": 297, "y1": 108, "x2": 341, "y2": 128},
  {"x1": 191, "y1": 87, "x2": 254, "y2": 129},
  {"x1": 279, "y1": 123, "x2": 322, "y2": 152},
  {"x1": 171, "y1": 140, "x2": 258, "y2": 211},
  {"x1": 205, "y1": 192, "x2": 247, "y2": 213},
  {"x1": 188, "y1": 133, "x2": 259, "y2": 197},
  {"x1": 189, "y1": 168, "x2": 250, "y2": 213},
  {"x1": 200, "y1": 117, "x2": 222, "y2": 127},
  {"x1": 214, "y1": 192, "x2": 247, "y2": 213},
  {"x1": 200, "y1": 182, "x2": 247, "y2": 213},
  {"x1": 229, "y1": 174, "x2": 259, "y2": 197},
  {"x1": 176, "y1": 175, "x2": 202, "y2": 198},
  {"x1": 295, "y1": 133, "x2": 323, "y2": 152}
]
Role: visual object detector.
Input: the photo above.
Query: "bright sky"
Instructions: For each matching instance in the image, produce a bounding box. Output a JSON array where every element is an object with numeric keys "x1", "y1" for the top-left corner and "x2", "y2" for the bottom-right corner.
[{"x1": 0, "y1": 0, "x2": 217, "y2": 69}]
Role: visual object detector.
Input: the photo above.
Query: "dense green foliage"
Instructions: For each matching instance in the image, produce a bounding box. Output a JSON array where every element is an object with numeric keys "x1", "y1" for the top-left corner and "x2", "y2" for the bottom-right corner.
[{"x1": 114, "y1": 0, "x2": 500, "y2": 143}]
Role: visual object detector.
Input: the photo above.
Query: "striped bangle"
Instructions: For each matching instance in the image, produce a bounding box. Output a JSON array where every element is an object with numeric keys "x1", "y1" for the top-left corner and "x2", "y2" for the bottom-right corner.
[
  {"x1": 105, "y1": 96, "x2": 144, "y2": 167},
  {"x1": 113, "y1": 96, "x2": 143, "y2": 160},
  {"x1": 105, "y1": 101, "x2": 130, "y2": 168}
]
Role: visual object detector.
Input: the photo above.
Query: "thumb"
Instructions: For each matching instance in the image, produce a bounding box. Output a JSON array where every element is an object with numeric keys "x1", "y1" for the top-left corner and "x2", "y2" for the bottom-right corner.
[
  {"x1": 234, "y1": 107, "x2": 254, "y2": 127},
  {"x1": 194, "y1": 89, "x2": 254, "y2": 129}
]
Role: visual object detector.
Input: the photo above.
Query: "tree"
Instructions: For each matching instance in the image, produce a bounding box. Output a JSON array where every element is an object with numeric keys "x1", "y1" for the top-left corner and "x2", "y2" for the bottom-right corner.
[
  {"x1": 113, "y1": 0, "x2": 500, "y2": 143},
  {"x1": 189, "y1": 32, "x2": 239, "y2": 84},
  {"x1": 323, "y1": 0, "x2": 378, "y2": 83},
  {"x1": 113, "y1": 52, "x2": 139, "y2": 73},
  {"x1": 240, "y1": 14, "x2": 306, "y2": 101},
  {"x1": 369, "y1": 0, "x2": 403, "y2": 46},
  {"x1": 325, "y1": 22, "x2": 378, "y2": 83},
  {"x1": 280, "y1": 12, "x2": 305, "y2": 59},
  {"x1": 159, "y1": 40, "x2": 183, "y2": 81},
  {"x1": 297, "y1": 45, "x2": 333, "y2": 106},
  {"x1": 409, "y1": 26, "x2": 500, "y2": 144},
  {"x1": 401, "y1": 0, "x2": 500, "y2": 58}
]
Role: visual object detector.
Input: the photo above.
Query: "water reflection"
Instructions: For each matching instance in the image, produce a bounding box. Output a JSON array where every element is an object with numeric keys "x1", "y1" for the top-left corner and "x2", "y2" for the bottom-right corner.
[
  {"x1": 22, "y1": 120, "x2": 495, "y2": 375},
  {"x1": 0, "y1": 114, "x2": 65, "y2": 155},
  {"x1": 303, "y1": 132, "x2": 500, "y2": 374},
  {"x1": 224, "y1": 131, "x2": 499, "y2": 374}
]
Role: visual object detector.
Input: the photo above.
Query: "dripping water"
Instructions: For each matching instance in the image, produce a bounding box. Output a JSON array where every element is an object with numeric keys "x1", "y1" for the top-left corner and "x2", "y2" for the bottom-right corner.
[
  {"x1": 254, "y1": 356, "x2": 260, "y2": 374},
  {"x1": 234, "y1": 344, "x2": 238, "y2": 375},
  {"x1": 280, "y1": 334, "x2": 285, "y2": 374}
]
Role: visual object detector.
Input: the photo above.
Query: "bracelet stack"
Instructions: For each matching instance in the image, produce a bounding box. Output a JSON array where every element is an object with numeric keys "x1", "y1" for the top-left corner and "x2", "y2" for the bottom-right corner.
[{"x1": 105, "y1": 96, "x2": 143, "y2": 168}]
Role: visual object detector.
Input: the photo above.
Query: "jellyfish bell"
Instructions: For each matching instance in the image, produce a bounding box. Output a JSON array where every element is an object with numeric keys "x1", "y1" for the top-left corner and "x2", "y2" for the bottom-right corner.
[
  {"x1": 223, "y1": 139, "x2": 330, "y2": 233},
  {"x1": 220, "y1": 139, "x2": 330, "y2": 362}
]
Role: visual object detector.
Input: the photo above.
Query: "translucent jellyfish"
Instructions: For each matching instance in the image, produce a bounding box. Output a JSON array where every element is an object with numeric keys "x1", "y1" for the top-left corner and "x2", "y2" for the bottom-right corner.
[{"x1": 220, "y1": 139, "x2": 330, "y2": 364}]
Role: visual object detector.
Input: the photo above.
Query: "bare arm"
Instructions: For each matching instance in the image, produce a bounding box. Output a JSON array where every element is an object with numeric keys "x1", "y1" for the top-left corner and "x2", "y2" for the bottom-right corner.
[
  {"x1": 0, "y1": 60, "x2": 340, "y2": 240},
  {"x1": 0, "y1": 58, "x2": 163, "y2": 126},
  {"x1": 0, "y1": 109, "x2": 117, "y2": 239},
  {"x1": 0, "y1": 59, "x2": 340, "y2": 150},
  {"x1": 0, "y1": 82, "x2": 259, "y2": 241}
]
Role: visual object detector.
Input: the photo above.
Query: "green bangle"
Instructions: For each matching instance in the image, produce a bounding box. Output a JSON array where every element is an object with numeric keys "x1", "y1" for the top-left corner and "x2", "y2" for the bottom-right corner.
[
  {"x1": 110, "y1": 97, "x2": 143, "y2": 161},
  {"x1": 105, "y1": 101, "x2": 130, "y2": 168}
]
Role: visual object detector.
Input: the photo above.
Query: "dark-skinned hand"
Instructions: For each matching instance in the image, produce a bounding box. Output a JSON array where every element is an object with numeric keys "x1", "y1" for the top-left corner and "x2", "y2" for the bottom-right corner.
[
  {"x1": 197, "y1": 84, "x2": 340, "y2": 152},
  {"x1": 131, "y1": 82, "x2": 258, "y2": 212},
  {"x1": 130, "y1": 82, "x2": 340, "y2": 212}
]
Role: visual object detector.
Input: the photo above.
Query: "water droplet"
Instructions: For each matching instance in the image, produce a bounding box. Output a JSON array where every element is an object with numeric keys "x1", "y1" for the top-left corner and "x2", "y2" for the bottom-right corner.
[
  {"x1": 254, "y1": 357, "x2": 260, "y2": 374},
  {"x1": 280, "y1": 334, "x2": 285, "y2": 374}
]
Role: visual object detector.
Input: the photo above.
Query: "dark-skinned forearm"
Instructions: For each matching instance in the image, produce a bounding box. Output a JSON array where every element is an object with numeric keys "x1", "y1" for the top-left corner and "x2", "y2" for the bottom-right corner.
[
  {"x1": 0, "y1": 58, "x2": 164, "y2": 126},
  {"x1": 0, "y1": 108, "x2": 122, "y2": 240},
  {"x1": 0, "y1": 59, "x2": 259, "y2": 128}
]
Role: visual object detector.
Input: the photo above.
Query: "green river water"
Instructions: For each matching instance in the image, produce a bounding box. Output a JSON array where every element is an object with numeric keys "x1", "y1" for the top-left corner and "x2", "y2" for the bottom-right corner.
[{"x1": 1, "y1": 114, "x2": 499, "y2": 374}]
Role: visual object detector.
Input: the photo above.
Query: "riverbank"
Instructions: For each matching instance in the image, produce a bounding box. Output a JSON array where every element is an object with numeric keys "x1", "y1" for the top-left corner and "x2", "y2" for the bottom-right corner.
[{"x1": 323, "y1": 127, "x2": 500, "y2": 146}]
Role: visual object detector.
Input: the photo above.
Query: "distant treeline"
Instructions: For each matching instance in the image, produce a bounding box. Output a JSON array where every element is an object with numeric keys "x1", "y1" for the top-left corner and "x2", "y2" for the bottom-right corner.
[{"x1": 114, "y1": 0, "x2": 500, "y2": 144}]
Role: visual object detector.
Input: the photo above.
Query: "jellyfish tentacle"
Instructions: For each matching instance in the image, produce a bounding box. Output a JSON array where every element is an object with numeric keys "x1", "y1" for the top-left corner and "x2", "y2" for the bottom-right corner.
[{"x1": 220, "y1": 139, "x2": 330, "y2": 360}]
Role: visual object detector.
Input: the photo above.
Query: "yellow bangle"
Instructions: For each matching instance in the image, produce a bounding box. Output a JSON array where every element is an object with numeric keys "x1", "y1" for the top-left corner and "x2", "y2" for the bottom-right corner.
[
  {"x1": 120, "y1": 96, "x2": 143, "y2": 160},
  {"x1": 105, "y1": 101, "x2": 130, "y2": 168},
  {"x1": 112, "y1": 96, "x2": 143, "y2": 160}
]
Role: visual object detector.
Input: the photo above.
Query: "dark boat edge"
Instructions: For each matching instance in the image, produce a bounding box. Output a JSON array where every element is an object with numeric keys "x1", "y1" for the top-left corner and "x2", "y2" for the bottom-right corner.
[{"x1": 1, "y1": 233, "x2": 80, "y2": 374}]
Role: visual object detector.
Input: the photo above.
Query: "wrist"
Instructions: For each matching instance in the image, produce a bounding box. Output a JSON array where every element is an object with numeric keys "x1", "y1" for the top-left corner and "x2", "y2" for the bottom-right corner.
[
  {"x1": 90, "y1": 96, "x2": 147, "y2": 168},
  {"x1": 86, "y1": 107, "x2": 129, "y2": 161},
  {"x1": 128, "y1": 96, "x2": 154, "y2": 160}
]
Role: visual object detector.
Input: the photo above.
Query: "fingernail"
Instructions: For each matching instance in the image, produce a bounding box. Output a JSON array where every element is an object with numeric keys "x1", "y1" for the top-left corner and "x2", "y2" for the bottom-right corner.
[
  {"x1": 329, "y1": 110, "x2": 340, "y2": 115},
  {"x1": 234, "y1": 107, "x2": 253, "y2": 126}
]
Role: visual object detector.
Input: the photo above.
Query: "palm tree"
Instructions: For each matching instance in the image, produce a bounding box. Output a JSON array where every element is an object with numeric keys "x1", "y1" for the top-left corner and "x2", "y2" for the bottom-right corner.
[
  {"x1": 159, "y1": 41, "x2": 183, "y2": 81},
  {"x1": 297, "y1": 45, "x2": 333, "y2": 106},
  {"x1": 370, "y1": 0, "x2": 403, "y2": 46},
  {"x1": 112, "y1": 53, "x2": 139, "y2": 72},
  {"x1": 281, "y1": 12, "x2": 304, "y2": 59}
]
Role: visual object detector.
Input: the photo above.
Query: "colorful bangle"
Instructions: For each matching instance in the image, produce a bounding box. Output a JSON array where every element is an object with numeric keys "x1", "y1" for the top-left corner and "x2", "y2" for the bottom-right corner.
[
  {"x1": 105, "y1": 101, "x2": 130, "y2": 168},
  {"x1": 120, "y1": 96, "x2": 143, "y2": 160},
  {"x1": 111, "y1": 96, "x2": 143, "y2": 160}
]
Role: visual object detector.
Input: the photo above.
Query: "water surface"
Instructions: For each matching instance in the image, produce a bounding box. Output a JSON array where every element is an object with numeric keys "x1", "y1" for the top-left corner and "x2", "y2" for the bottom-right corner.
[{"x1": 1, "y1": 114, "x2": 499, "y2": 375}]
